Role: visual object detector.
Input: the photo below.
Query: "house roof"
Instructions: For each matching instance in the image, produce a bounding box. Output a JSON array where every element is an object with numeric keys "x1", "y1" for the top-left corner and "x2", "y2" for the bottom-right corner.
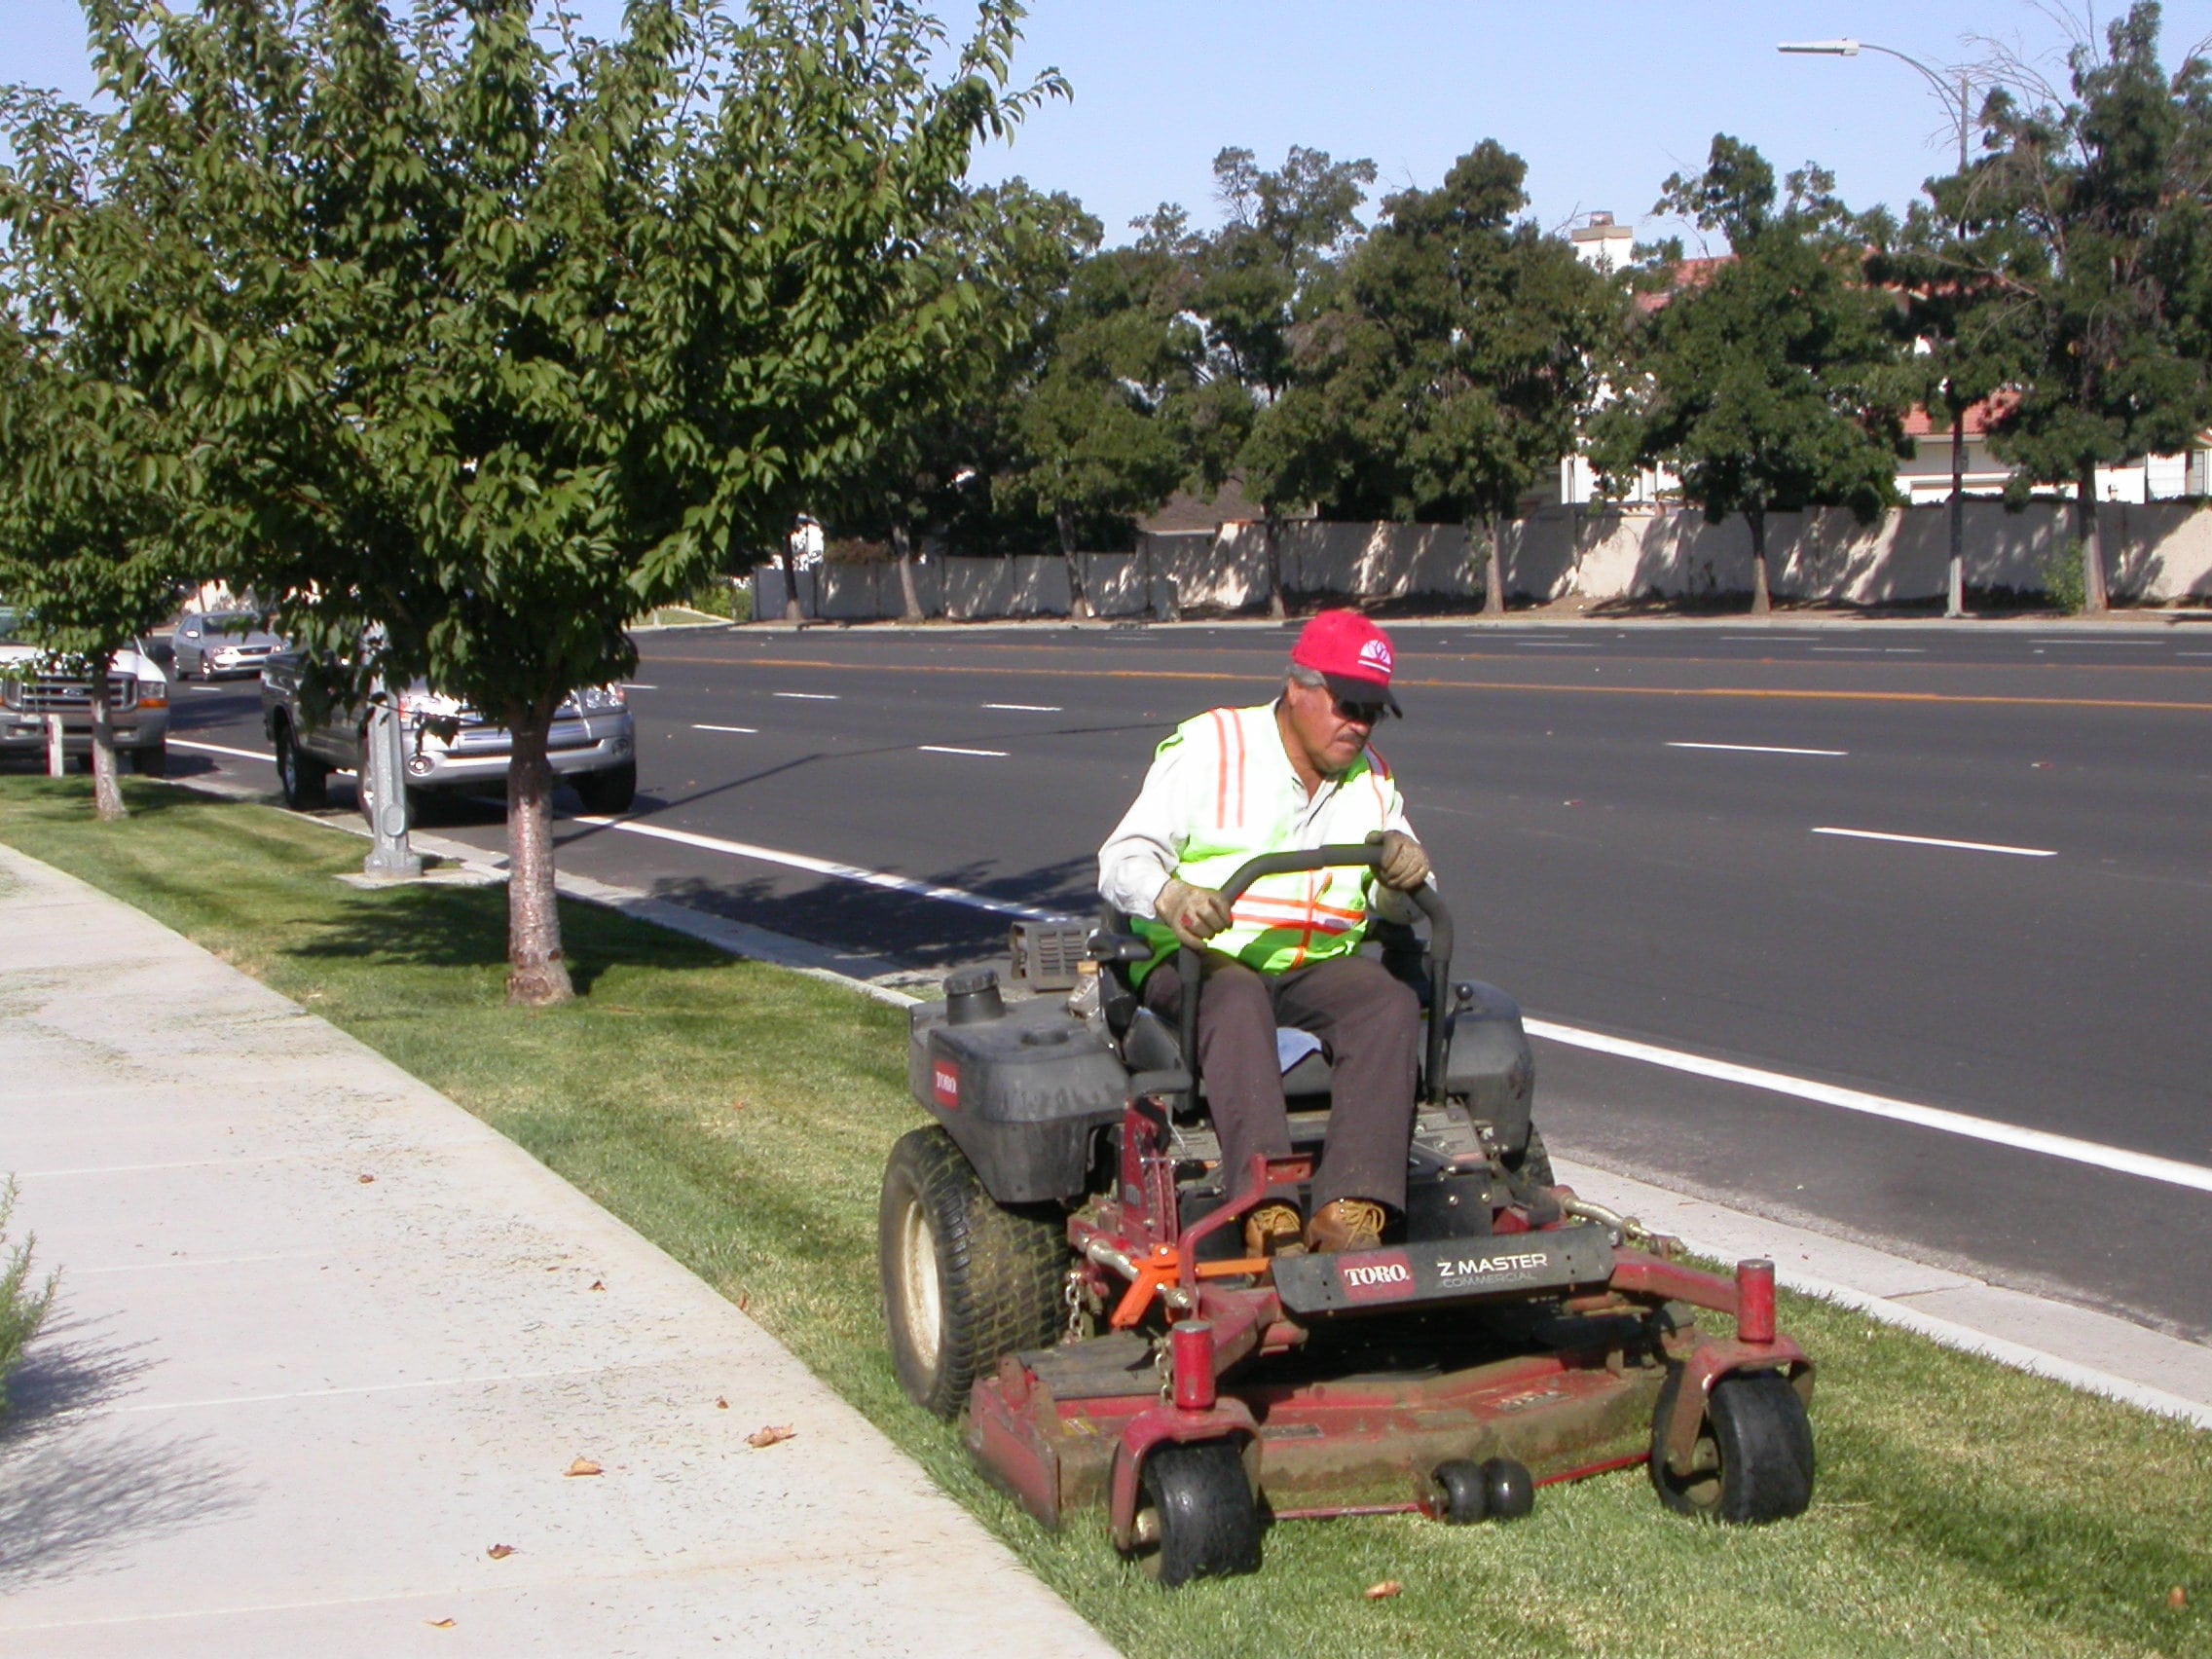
[
  {"x1": 1139, "y1": 476, "x2": 1259, "y2": 534},
  {"x1": 1901, "y1": 391, "x2": 2016, "y2": 438}
]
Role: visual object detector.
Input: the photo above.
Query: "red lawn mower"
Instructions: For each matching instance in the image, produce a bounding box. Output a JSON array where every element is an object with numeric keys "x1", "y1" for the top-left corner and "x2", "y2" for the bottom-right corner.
[{"x1": 878, "y1": 842, "x2": 1814, "y2": 1584}]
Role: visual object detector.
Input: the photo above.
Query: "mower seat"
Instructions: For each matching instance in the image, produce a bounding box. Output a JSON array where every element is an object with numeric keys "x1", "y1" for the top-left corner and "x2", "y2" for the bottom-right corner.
[{"x1": 1120, "y1": 1006, "x2": 1334, "y2": 1098}]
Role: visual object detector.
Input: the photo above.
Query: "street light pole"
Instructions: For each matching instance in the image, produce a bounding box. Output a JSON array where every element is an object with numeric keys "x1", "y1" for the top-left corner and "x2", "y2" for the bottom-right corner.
[{"x1": 1780, "y1": 39, "x2": 1973, "y2": 618}]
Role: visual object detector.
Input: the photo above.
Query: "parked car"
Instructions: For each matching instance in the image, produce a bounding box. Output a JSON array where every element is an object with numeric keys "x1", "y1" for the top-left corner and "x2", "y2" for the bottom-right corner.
[
  {"x1": 172, "y1": 610, "x2": 284, "y2": 681},
  {"x1": 0, "y1": 605, "x2": 170, "y2": 774},
  {"x1": 259, "y1": 653, "x2": 637, "y2": 817}
]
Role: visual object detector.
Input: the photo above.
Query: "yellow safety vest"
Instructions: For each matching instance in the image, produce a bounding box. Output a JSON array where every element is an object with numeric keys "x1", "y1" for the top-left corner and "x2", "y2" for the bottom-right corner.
[{"x1": 1133, "y1": 703, "x2": 1404, "y2": 981}]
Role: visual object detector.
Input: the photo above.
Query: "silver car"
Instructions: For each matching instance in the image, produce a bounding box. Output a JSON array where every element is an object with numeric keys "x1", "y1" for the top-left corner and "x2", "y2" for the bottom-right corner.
[
  {"x1": 259, "y1": 653, "x2": 636, "y2": 817},
  {"x1": 172, "y1": 610, "x2": 284, "y2": 681}
]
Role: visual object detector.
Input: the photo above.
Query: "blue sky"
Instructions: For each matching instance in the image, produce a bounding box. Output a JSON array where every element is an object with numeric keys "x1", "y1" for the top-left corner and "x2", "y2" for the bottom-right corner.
[{"x1": 13, "y1": 2, "x2": 2212, "y2": 250}]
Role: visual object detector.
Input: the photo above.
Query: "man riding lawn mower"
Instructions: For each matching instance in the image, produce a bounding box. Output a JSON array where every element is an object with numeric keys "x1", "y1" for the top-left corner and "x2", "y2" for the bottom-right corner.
[{"x1": 878, "y1": 612, "x2": 1817, "y2": 1585}]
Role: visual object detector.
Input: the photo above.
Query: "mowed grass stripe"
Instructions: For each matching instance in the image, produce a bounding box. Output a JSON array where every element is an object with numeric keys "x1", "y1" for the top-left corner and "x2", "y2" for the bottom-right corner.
[
  {"x1": 651, "y1": 653, "x2": 2212, "y2": 714},
  {"x1": 1, "y1": 778, "x2": 2205, "y2": 1659}
]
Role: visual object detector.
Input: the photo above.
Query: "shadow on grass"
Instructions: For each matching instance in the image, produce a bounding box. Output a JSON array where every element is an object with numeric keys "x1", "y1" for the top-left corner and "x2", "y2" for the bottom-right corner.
[
  {"x1": 0, "y1": 1309, "x2": 249, "y2": 1592},
  {"x1": 287, "y1": 878, "x2": 730, "y2": 997}
]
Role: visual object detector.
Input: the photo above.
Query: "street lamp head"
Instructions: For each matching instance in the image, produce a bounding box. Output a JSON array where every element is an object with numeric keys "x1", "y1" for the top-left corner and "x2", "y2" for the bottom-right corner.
[{"x1": 1777, "y1": 39, "x2": 1861, "y2": 55}]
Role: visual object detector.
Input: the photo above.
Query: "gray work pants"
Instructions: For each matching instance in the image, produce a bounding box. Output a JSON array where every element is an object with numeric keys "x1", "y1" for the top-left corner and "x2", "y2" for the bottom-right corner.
[{"x1": 1142, "y1": 953, "x2": 1420, "y2": 1213}]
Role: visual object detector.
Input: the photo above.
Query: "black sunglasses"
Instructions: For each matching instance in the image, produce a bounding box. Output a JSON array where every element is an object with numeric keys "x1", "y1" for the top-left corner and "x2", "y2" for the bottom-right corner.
[{"x1": 1332, "y1": 696, "x2": 1387, "y2": 724}]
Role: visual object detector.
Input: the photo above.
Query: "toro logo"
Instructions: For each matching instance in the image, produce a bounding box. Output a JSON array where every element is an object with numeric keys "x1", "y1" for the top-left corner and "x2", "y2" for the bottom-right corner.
[
  {"x1": 1358, "y1": 637, "x2": 1393, "y2": 674},
  {"x1": 1338, "y1": 1249, "x2": 1415, "y2": 1305},
  {"x1": 931, "y1": 1060, "x2": 960, "y2": 1110}
]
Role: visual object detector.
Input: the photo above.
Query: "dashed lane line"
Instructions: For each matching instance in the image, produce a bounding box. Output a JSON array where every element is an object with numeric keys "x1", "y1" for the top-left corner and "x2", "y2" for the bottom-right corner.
[
  {"x1": 1527, "y1": 1018, "x2": 2212, "y2": 1197},
  {"x1": 650, "y1": 654, "x2": 2212, "y2": 714},
  {"x1": 1813, "y1": 826, "x2": 2056, "y2": 858},
  {"x1": 981, "y1": 702, "x2": 1063, "y2": 712},
  {"x1": 917, "y1": 745, "x2": 1009, "y2": 758},
  {"x1": 772, "y1": 690, "x2": 839, "y2": 700},
  {"x1": 169, "y1": 738, "x2": 274, "y2": 764},
  {"x1": 691, "y1": 723, "x2": 758, "y2": 734},
  {"x1": 570, "y1": 815, "x2": 1065, "y2": 922},
  {"x1": 1668, "y1": 741, "x2": 1848, "y2": 756}
]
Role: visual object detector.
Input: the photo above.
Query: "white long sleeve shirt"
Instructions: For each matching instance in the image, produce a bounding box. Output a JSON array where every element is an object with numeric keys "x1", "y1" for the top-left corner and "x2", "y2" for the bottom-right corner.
[{"x1": 1098, "y1": 699, "x2": 1419, "y2": 926}]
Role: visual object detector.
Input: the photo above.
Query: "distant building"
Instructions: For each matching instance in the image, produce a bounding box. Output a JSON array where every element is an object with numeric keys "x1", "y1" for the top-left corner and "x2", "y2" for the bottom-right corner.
[{"x1": 1568, "y1": 211, "x2": 1636, "y2": 274}]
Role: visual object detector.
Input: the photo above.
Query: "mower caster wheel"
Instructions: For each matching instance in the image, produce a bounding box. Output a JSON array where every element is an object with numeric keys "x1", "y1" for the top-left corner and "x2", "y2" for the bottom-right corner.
[
  {"x1": 1128, "y1": 1440, "x2": 1261, "y2": 1587},
  {"x1": 1432, "y1": 1459, "x2": 1488, "y2": 1525},
  {"x1": 1483, "y1": 1456, "x2": 1535, "y2": 1521},
  {"x1": 1651, "y1": 1367, "x2": 1814, "y2": 1525}
]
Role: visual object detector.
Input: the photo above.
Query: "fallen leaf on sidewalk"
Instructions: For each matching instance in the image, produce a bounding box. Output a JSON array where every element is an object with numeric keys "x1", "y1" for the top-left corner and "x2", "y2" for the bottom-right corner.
[
  {"x1": 746, "y1": 1423, "x2": 795, "y2": 1449},
  {"x1": 487, "y1": 1544, "x2": 515, "y2": 1560},
  {"x1": 589, "y1": 1279, "x2": 605, "y2": 1291},
  {"x1": 357, "y1": 1173, "x2": 376, "y2": 1184},
  {"x1": 1363, "y1": 1580, "x2": 1402, "y2": 1602},
  {"x1": 716, "y1": 1396, "x2": 729, "y2": 1410},
  {"x1": 565, "y1": 1457, "x2": 603, "y2": 1477},
  {"x1": 426, "y1": 1617, "x2": 456, "y2": 1629}
]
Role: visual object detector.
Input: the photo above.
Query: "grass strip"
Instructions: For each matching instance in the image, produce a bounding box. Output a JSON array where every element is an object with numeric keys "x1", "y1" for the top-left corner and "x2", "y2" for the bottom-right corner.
[{"x1": 1, "y1": 776, "x2": 2206, "y2": 1658}]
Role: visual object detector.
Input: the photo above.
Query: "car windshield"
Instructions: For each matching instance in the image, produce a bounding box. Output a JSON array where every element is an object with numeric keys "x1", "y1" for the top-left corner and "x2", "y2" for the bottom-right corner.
[{"x1": 202, "y1": 612, "x2": 265, "y2": 634}]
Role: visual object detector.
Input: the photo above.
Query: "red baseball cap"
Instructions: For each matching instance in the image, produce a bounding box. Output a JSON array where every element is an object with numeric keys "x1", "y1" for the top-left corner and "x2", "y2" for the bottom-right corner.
[{"x1": 1290, "y1": 609, "x2": 1401, "y2": 716}]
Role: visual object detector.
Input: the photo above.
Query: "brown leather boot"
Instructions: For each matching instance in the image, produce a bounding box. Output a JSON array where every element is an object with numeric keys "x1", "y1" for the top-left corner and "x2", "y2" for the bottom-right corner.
[
  {"x1": 1306, "y1": 1198, "x2": 1386, "y2": 1254},
  {"x1": 1243, "y1": 1200, "x2": 1306, "y2": 1259}
]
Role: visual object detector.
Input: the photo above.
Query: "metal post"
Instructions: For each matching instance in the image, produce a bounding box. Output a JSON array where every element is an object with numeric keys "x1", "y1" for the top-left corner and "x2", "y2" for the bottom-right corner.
[
  {"x1": 45, "y1": 713, "x2": 64, "y2": 777},
  {"x1": 361, "y1": 698, "x2": 422, "y2": 879}
]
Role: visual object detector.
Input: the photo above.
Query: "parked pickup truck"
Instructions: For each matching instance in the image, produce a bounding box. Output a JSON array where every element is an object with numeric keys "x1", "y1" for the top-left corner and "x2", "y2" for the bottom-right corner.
[
  {"x1": 259, "y1": 653, "x2": 636, "y2": 817},
  {"x1": 0, "y1": 606, "x2": 170, "y2": 774}
]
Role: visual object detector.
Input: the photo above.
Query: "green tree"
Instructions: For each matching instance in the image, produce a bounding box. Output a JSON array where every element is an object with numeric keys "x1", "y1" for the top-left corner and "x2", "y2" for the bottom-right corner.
[
  {"x1": 16, "y1": 0, "x2": 1053, "y2": 1003},
  {"x1": 1949, "y1": 3, "x2": 2212, "y2": 611},
  {"x1": 0, "y1": 92, "x2": 190, "y2": 821},
  {"x1": 1247, "y1": 141, "x2": 1616, "y2": 613},
  {"x1": 1001, "y1": 208, "x2": 1198, "y2": 616},
  {"x1": 1595, "y1": 136, "x2": 1909, "y2": 613}
]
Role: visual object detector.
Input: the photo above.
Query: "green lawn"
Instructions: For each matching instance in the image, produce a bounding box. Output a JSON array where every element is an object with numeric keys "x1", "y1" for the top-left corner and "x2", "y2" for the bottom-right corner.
[{"x1": 2, "y1": 777, "x2": 2206, "y2": 1658}]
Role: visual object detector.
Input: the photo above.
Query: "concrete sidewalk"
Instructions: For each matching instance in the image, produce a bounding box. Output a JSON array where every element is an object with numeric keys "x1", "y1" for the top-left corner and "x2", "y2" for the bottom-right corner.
[{"x1": 0, "y1": 845, "x2": 1119, "y2": 1659}]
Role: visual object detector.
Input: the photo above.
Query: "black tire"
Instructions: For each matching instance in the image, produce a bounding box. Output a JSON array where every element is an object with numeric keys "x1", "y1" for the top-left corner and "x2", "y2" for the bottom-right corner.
[
  {"x1": 1433, "y1": 1459, "x2": 1488, "y2": 1525},
  {"x1": 1483, "y1": 1456, "x2": 1535, "y2": 1521},
  {"x1": 134, "y1": 741, "x2": 167, "y2": 778},
  {"x1": 877, "y1": 1126, "x2": 1065, "y2": 1420},
  {"x1": 571, "y1": 759, "x2": 637, "y2": 815},
  {"x1": 1650, "y1": 1367, "x2": 1814, "y2": 1525},
  {"x1": 274, "y1": 721, "x2": 328, "y2": 809},
  {"x1": 1131, "y1": 1439, "x2": 1261, "y2": 1586}
]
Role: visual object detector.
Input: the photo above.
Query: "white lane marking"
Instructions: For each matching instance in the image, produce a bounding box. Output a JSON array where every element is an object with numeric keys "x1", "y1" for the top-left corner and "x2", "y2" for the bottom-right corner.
[
  {"x1": 2028, "y1": 638, "x2": 2162, "y2": 646},
  {"x1": 917, "y1": 745, "x2": 1008, "y2": 758},
  {"x1": 620, "y1": 682, "x2": 658, "y2": 690},
  {"x1": 691, "y1": 723, "x2": 757, "y2": 734},
  {"x1": 773, "y1": 691, "x2": 838, "y2": 700},
  {"x1": 982, "y1": 702, "x2": 1062, "y2": 712},
  {"x1": 168, "y1": 738, "x2": 273, "y2": 764},
  {"x1": 1513, "y1": 641, "x2": 1598, "y2": 648},
  {"x1": 187, "y1": 684, "x2": 229, "y2": 692},
  {"x1": 1882, "y1": 647, "x2": 1927, "y2": 654},
  {"x1": 1813, "y1": 826, "x2": 2055, "y2": 858},
  {"x1": 2180, "y1": 651, "x2": 2212, "y2": 658},
  {"x1": 571, "y1": 817, "x2": 1066, "y2": 921},
  {"x1": 1721, "y1": 635, "x2": 1820, "y2": 643},
  {"x1": 1668, "y1": 741, "x2": 1849, "y2": 756},
  {"x1": 1526, "y1": 1018, "x2": 2212, "y2": 1196},
  {"x1": 1810, "y1": 646, "x2": 1878, "y2": 653}
]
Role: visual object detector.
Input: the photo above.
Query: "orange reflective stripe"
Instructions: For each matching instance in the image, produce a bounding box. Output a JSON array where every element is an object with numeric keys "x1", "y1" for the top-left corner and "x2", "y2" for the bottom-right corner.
[
  {"x1": 1229, "y1": 708, "x2": 1247, "y2": 824},
  {"x1": 1208, "y1": 710, "x2": 1231, "y2": 824}
]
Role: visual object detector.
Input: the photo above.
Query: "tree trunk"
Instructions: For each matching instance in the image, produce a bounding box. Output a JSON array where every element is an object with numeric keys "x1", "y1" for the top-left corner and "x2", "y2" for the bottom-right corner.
[
  {"x1": 1748, "y1": 508, "x2": 1772, "y2": 614},
  {"x1": 1483, "y1": 513, "x2": 1505, "y2": 616},
  {"x1": 1056, "y1": 505, "x2": 1089, "y2": 619},
  {"x1": 2075, "y1": 464, "x2": 2111, "y2": 614},
  {"x1": 1262, "y1": 515, "x2": 1286, "y2": 620},
  {"x1": 503, "y1": 696, "x2": 573, "y2": 1007},
  {"x1": 891, "y1": 522, "x2": 924, "y2": 621},
  {"x1": 778, "y1": 546, "x2": 803, "y2": 624},
  {"x1": 89, "y1": 655, "x2": 126, "y2": 822}
]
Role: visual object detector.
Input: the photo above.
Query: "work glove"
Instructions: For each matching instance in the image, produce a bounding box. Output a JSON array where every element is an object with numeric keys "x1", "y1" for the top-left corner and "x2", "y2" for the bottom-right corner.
[
  {"x1": 1377, "y1": 830, "x2": 1432, "y2": 892},
  {"x1": 1156, "y1": 877, "x2": 1232, "y2": 949}
]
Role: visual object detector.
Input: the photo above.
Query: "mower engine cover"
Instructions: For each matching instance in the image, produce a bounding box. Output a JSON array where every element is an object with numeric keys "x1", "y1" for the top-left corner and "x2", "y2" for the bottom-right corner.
[
  {"x1": 907, "y1": 984, "x2": 1126, "y2": 1203},
  {"x1": 1436, "y1": 982, "x2": 1536, "y2": 1158}
]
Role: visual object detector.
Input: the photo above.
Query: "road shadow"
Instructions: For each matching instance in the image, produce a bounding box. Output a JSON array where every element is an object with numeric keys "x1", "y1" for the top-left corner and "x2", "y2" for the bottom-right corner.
[{"x1": 0, "y1": 1308, "x2": 250, "y2": 1591}]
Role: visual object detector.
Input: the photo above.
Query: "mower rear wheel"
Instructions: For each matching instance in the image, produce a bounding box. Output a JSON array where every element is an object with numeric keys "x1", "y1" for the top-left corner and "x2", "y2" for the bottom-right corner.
[
  {"x1": 877, "y1": 1126, "x2": 1065, "y2": 1419},
  {"x1": 1432, "y1": 1459, "x2": 1488, "y2": 1525},
  {"x1": 1650, "y1": 1367, "x2": 1814, "y2": 1524},
  {"x1": 1130, "y1": 1439, "x2": 1261, "y2": 1587}
]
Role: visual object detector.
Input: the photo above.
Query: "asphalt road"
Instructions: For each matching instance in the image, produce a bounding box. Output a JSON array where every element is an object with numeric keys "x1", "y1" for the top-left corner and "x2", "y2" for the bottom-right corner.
[{"x1": 158, "y1": 618, "x2": 2212, "y2": 1342}]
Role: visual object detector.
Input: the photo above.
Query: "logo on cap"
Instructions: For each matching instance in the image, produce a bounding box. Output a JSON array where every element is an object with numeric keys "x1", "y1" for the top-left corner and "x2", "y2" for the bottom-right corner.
[{"x1": 1359, "y1": 638, "x2": 1392, "y2": 673}]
